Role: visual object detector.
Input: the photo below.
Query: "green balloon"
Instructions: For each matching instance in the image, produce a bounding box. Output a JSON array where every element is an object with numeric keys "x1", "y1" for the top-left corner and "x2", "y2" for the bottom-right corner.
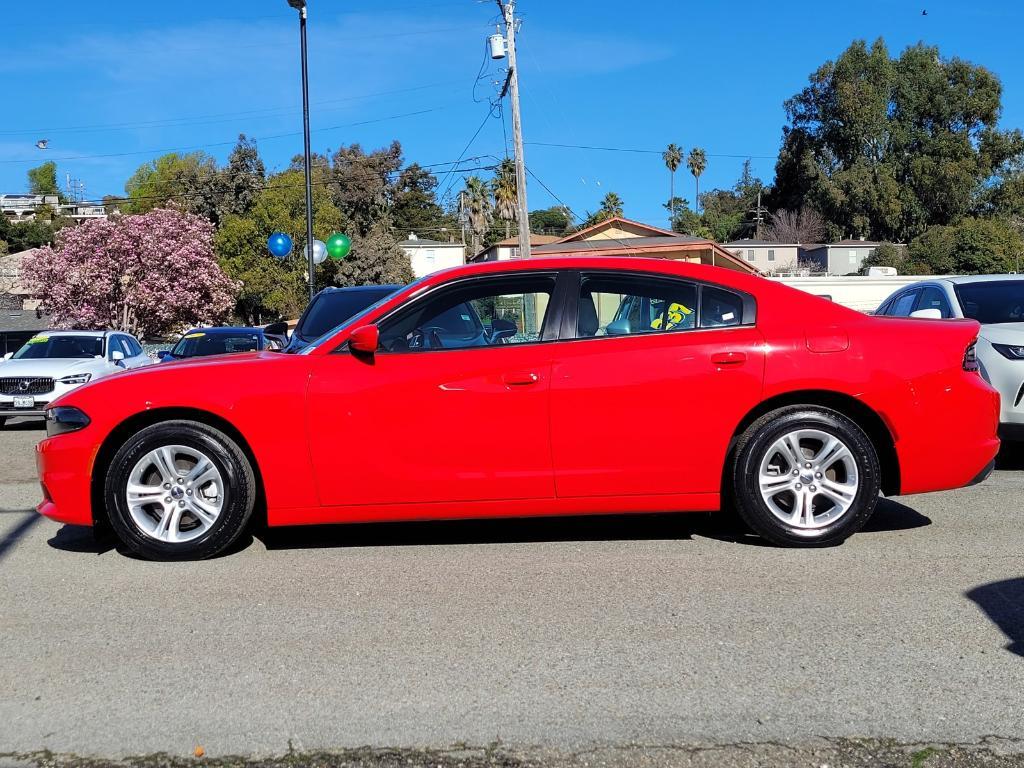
[{"x1": 326, "y1": 232, "x2": 351, "y2": 260}]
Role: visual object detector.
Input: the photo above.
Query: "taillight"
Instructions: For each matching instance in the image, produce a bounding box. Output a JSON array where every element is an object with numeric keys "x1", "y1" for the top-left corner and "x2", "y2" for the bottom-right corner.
[{"x1": 963, "y1": 341, "x2": 980, "y2": 373}]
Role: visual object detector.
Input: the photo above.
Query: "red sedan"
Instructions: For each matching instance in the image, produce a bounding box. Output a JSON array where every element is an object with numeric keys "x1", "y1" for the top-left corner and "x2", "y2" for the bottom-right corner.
[{"x1": 36, "y1": 258, "x2": 1000, "y2": 560}]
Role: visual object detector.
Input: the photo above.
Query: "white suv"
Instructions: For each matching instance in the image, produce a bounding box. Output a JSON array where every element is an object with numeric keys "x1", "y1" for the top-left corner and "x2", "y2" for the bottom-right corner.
[
  {"x1": 876, "y1": 275, "x2": 1024, "y2": 441},
  {"x1": 0, "y1": 330, "x2": 152, "y2": 425}
]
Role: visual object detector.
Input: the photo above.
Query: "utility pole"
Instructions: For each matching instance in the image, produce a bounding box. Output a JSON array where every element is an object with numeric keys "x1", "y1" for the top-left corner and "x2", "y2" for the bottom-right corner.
[
  {"x1": 497, "y1": 0, "x2": 531, "y2": 259},
  {"x1": 287, "y1": 0, "x2": 316, "y2": 302},
  {"x1": 749, "y1": 190, "x2": 768, "y2": 240}
]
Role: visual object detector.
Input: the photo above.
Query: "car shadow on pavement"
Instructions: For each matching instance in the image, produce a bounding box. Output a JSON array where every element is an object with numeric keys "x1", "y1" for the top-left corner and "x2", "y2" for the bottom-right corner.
[
  {"x1": 966, "y1": 578, "x2": 1024, "y2": 658},
  {"x1": 0, "y1": 417, "x2": 46, "y2": 431},
  {"x1": 47, "y1": 524, "x2": 119, "y2": 555},
  {"x1": 253, "y1": 497, "x2": 931, "y2": 552}
]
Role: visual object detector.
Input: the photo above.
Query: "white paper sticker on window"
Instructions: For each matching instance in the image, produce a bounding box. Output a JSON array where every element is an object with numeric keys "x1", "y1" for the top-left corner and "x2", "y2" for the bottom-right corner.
[{"x1": 722, "y1": 312, "x2": 735, "y2": 321}]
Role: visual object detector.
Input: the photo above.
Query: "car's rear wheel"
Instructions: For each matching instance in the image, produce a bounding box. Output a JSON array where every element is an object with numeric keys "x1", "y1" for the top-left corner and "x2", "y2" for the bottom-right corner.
[
  {"x1": 731, "y1": 406, "x2": 880, "y2": 546},
  {"x1": 104, "y1": 420, "x2": 256, "y2": 560}
]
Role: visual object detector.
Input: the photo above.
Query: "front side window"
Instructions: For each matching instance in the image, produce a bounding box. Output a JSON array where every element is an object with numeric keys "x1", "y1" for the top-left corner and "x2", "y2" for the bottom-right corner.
[
  {"x1": 378, "y1": 275, "x2": 556, "y2": 352},
  {"x1": 889, "y1": 290, "x2": 919, "y2": 317},
  {"x1": 954, "y1": 280, "x2": 1024, "y2": 324},
  {"x1": 915, "y1": 286, "x2": 953, "y2": 318}
]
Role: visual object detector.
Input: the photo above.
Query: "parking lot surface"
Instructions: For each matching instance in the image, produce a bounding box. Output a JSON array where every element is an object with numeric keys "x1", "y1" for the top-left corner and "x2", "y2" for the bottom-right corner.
[{"x1": 1, "y1": 417, "x2": 1023, "y2": 762}]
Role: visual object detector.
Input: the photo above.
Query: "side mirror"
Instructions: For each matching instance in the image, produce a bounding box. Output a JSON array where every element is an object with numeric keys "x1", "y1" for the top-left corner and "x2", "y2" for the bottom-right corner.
[
  {"x1": 910, "y1": 308, "x2": 942, "y2": 320},
  {"x1": 263, "y1": 321, "x2": 290, "y2": 340},
  {"x1": 349, "y1": 324, "x2": 380, "y2": 354},
  {"x1": 156, "y1": 350, "x2": 171, "y2": 360},
  {"x1": 2, "y1": 352, "x2": 11, "y2": 360},
  {"x1": 110, "y1": 350, "x2": 125, "y2": 366}
]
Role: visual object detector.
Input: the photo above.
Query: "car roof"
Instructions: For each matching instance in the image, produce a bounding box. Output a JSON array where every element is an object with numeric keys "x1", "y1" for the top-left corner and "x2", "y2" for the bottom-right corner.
[
  {"x1": 37, "y1": 329, "x2": 110, "y2": 337},
  {"x1": 940, "y1": 274, "x2": 1024, "y2": 285},
  {"x1": 318, "y1": 284, "x2": 400, "y2": 294},
  {"x1": 183, "y1": 326, "x2": 263, "y2": 334},
  {"x1": 413, "y1": 255, "x2": 770, "y2": 293}
]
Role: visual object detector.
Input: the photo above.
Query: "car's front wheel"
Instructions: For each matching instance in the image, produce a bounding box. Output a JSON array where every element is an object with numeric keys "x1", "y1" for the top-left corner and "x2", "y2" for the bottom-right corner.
[
  {"x1": 731, "y1": 406, "x2": 881, "y2": 546},
  {"x1": 104, "y1": 420, "x2": 256, "y2": 560}
]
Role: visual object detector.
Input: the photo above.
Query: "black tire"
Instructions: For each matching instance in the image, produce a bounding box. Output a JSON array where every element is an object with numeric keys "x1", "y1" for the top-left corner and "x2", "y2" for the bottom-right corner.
[
  {"x1": 731, "y1": 406, "x2": 880, "y2": 547},
  {"x1": 104, "y1": 420, "x2": 256, "y2": 560}
]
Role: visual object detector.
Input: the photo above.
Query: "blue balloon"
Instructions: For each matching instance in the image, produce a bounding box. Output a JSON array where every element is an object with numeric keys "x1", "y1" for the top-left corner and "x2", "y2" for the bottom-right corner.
[{"x1": 267, "y1": 232, "x2": 293, "y2": 259}]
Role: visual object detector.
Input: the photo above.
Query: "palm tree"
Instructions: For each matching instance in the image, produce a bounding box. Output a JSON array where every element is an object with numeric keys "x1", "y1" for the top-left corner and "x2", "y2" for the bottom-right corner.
[
  {"x1": 600, "y1": 191, "x2": 624, "y2": 219},
  {"x1": 662, "y1": 143, "x2": 683, "y2": 226},
  {"x1": 491, "y1": 158, "x2": 517, "y2": 239},
  {"x1": 687, "y1": 147, "x2": 707, "y2": 214},
  {"x1": 462, "y1": 176, "x2": 492, "y2": 254}
]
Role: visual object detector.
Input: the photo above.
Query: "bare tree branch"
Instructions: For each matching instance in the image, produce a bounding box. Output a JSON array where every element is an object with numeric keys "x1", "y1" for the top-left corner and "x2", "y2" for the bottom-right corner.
[{"x1": 763, "y1": 208, "x2": 826, "y2": 244}]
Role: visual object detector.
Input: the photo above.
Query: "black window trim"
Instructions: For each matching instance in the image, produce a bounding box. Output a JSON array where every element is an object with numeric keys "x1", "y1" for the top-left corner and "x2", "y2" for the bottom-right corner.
[
  {"x1": 561, "y1": 268, "x2": 757, "y2": 342},
  {"x1": 338, "y1": 270, "x2": 571, "y2": 355}
]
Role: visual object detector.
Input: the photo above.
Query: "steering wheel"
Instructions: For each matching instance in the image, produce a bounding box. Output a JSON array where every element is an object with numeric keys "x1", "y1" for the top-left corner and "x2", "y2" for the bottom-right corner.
[{"x1": 409, "y1": 326, "x2": 446, "y2": 349}]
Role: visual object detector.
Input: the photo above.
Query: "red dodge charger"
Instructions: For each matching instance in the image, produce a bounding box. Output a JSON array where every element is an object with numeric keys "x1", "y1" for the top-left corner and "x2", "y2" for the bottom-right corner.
[{"x1": 36, "y1": 257, "x2": 1000, "y2": 560}]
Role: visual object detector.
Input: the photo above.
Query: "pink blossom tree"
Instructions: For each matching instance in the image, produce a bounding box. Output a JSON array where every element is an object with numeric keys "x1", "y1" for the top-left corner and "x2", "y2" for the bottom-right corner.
[{"x1": 23, "y1": 208, "x2": 239, "y2": 339}]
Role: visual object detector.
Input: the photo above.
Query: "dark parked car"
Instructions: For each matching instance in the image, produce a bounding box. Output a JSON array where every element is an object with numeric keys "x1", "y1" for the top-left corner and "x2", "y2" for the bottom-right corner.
[
  {"x1": 283, "y1": 285, "x2": 400, "y2": 353},
  {"x1": 158, "y1": 327, "x2": 280, "y2": 362}
]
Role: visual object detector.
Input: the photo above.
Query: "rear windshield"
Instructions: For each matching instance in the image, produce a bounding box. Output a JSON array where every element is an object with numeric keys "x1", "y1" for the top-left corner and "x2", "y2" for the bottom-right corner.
[
  {"x1": 954, "y1": 281, "x2": 1024, "y2": 325},
  {"x1": 12, "y1": 334, "x2": 103, "y2": 360},
  {"x1": 171, "y1": 332, "x2": 261, "y2": 357},
  {"x1": 296, "y1": 288, "x2": 397, "y2": 340}
]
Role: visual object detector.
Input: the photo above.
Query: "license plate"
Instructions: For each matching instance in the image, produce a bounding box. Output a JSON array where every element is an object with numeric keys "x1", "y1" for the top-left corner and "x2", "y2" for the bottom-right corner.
[{"x1": 13, "y1": 396, "x2": 34, "y2": 409}]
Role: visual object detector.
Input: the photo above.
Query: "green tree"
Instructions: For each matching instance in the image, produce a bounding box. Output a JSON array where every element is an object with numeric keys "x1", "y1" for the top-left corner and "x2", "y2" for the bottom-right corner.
[
  {"x1": 329, "y1": 141, "x2": 403, "y2": 236},
  {"x1": 583, "y1": 192, "x2": 624, "y2": 227},
  {"x1": 529, "y1": 206, "x2": 572, "y2": 235},
  {"x1": 662, "y1": 143, "x2": 683, "y2": 226},
  {"x1": 908, "y1": 217, "x2": 1023, "y2": 274},
  {"x1": 687, "y1": 148, "x2": 707, "y2": 213},
  {"x1": 123, "y1": 152, "x2": 218, "y2": 216},
  {"x1": 321, "y1": 226, "x2": 415, "y2": 287},
  {"x1": 392, "y1": 163, "x2": 456, "y2": 239},
  {"x1": 461, "y1": 176, "x2": 492, "y2": 254},
  {"x1": 27, "y1": 161, "x2": 59, "y2": 196},
  {"x1": 664, "y1": 197, "x2": 709, "y2": 238},
  {"x1": 772, "y1": 38, "x2": 1024, "y2": 241},
  {"x1": 491, "y1": 158, "x2": 518, "y2": 239},
  {"x1": 215, "y1": 134, "x2": 265, "y2": 221},
  {"x1": 214, "y1": 168, "x2": 345, "y2": 323},
  {"x1": 0, "y1": 216, "x2": 59, "y2": 253}
]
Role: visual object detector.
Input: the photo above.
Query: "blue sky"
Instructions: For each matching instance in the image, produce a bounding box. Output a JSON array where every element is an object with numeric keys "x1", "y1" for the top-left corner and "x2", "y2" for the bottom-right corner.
[{"x1": 3, "y1": 0, "x2": 1023, "y2": 229}]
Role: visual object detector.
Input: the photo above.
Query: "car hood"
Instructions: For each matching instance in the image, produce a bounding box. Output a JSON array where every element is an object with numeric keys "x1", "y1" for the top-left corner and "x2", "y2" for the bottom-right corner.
[
  {"x1": 979, "y1": 323, "x2": 1024, "y2": 345},
  {"x1": 0, "y1": 357, "x2": 106, "y2": 378}
]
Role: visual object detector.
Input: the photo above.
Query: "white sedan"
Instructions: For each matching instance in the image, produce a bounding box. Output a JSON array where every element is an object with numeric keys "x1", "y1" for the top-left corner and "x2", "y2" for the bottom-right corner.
[
  {"x1": 0, "y1": 330, "x2": 152, "y2": 426},
  {"x1": 876, "y1": 275, "x2": 1024, "y2": 441}
]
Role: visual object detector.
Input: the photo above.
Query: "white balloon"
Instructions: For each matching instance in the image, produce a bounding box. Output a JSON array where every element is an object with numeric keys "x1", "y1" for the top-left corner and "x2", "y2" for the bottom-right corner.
[{"x1": 311, "y1": 239, "x2": 328, "y2": 265}]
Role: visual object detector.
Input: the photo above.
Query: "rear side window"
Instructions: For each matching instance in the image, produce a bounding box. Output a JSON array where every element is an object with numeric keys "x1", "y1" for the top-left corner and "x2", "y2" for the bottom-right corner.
[
  {"x1": 699, "y1": 286, "x2": 744, "y2": 328},
  {"x1": 575, "y1": 273, "x2": 751, "y2": 339}
]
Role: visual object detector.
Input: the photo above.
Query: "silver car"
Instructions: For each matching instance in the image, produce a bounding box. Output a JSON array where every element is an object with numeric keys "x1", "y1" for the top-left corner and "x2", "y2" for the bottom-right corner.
[
  {"x1": 0, "y1": 330, "x2": 153, "y2": 425},
  {"x1": 876, "y1": 275, "x2": 1024, "y2": 441}
]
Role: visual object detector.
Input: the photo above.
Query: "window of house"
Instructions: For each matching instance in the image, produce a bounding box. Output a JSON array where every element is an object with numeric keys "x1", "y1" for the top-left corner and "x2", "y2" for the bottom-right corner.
[
  {"x1": 849, "y1": 250, "x2": 858, "y2": 264},
  {"x1": 424, "y1": 249, "x2": 435, "y2": 264},
  {"x1": 377, "y1": 274, "x2": 555, "y2": 351},
  {"x1": 767, "y1": 249, "x2": 775, "y2": 262},
  {"x1": 747, "y1": 249, "x2": 755, "y2": 261}
]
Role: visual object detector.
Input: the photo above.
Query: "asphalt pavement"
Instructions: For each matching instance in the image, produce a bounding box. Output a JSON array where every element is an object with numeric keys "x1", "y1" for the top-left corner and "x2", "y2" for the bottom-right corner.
[{"x1": 1, "y1": 417, "x2": 1023, "y2": 764}]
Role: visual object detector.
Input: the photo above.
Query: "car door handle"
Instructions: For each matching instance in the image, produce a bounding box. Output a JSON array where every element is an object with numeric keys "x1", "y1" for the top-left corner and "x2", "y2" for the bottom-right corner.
[
  {"x1": 711, "y1": 351, "x2": 746, "y2": 366},
  {"x1": 502, "y1": 371, "x2": 539, "y2": 386}
]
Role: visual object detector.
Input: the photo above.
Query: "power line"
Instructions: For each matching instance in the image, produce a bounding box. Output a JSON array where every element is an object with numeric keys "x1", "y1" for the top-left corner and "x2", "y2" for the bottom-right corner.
[
  {"x1": 0, "y1": 106, "x2": 457, "y2": 164},
  {"x1": 435, "y1": 104, "x2": 502, "y2": 203},
  {"x1": 526, "y1": 141, "x2": 777, "y2": 160}
]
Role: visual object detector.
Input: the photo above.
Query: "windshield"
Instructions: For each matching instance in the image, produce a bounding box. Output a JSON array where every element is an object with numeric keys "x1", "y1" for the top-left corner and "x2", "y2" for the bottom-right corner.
[
  {"x1": 170, "y1": 331, "x2": 261, "y2": 357},
  {"x1": 11, "y1": 334, "x2": 103, "y2": 360},
  {"x1": 954, "y1": 281, "x2": 1024, "y2": 324},
  {"x1": 295, "y1": 287, "x2": 399, "y2": 341}
]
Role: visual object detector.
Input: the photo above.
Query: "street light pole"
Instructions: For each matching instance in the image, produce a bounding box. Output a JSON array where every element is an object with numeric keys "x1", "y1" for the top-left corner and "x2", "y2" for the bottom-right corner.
[{"x1": 289, "y1": 0, "x2": 316, "y2": 302}]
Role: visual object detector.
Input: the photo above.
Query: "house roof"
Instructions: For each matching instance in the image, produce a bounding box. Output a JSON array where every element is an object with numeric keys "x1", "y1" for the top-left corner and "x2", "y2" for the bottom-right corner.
[
  {"x1": 724, "y1": 240, "x2": 802, "y2": 247},
  {"x1": 555, "y1": 216, "x2": 682, "y2": 243},
  {"x1": 494, "y1": 234, "x2": 561, "y2": 247},
  {"x1": 802, "y1": 240, "x2": 881, "y2": 249},
  {"x1": 398, "y1": 237, "x2": 463, "y2": 247},
  {"x1": 534, "y1": 235, "x2": 708, "y2": 253}
]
